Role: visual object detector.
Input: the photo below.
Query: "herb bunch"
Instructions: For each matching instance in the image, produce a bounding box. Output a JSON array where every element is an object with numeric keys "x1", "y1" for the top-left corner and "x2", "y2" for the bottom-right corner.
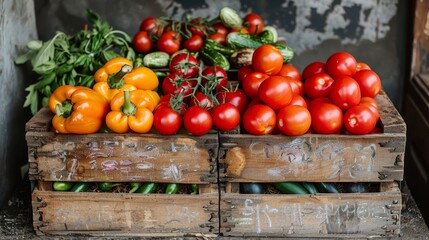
[{"x1": 16, "y1": 9, "x2": 135, "y2": 114}]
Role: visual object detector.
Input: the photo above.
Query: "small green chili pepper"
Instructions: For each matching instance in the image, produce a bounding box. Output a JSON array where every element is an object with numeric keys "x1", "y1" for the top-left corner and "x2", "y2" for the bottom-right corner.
[
  {"x1": 53, "y1": 182, "x2": 74, "y2": 191},
  {"x1": 191, "y1": 184, "x2": 199, "y2": 195},
  {"x1": 71, "y1": 182, "x2": 91, "y2": 192},
  {"x1": 165, "y1": 183, "x2": 179, "y2": 194},
  {"x1": 98, "y1": 182, "x2": 120, "y2": 192},
  {"x1": 129, "y1": 182, "x2": 142, "y2": 193},
  {"x1": 136, "y1": 183, "x2": 158, "y2": 194}
]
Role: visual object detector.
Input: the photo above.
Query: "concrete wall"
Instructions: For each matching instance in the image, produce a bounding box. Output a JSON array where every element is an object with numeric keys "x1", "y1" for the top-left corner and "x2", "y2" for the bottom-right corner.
[
  {"x1": 34, "y1": 0, "x2": 411, "y2": 109},
  {"x1": 0, "y1": 0, "x2": 38, "y2": 206}
]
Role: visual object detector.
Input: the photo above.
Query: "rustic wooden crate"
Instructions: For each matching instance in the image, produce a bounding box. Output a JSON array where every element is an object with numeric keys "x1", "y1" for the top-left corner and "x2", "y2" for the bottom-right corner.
[
  {"x1": 220, "y1": 182, "x2": 401, "y2": 238},
  {"x1": 219, "y1": 90, "x2": 406, "y2": 183},
  {"x1": 26, "y1": 107, "x2": 218, "y2": 184},
  {"x1": 32, "y1": 183, "x2": 219, "y2": 237}
]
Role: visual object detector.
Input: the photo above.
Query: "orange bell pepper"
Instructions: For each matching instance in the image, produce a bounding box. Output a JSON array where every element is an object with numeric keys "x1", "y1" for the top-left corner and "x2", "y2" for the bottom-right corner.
[
  {"x1": 93, "y1": 64, "x2": 137, "y2": 102},
  {"x1": 48, "y1": 85, "x2": 109, "y2": 134},
  {"x1": 106, "y1": 90, "x2": 158, "y2": 133},
  {"x1": 94, "y1": 57, "x2": 159, "y2": 91}
]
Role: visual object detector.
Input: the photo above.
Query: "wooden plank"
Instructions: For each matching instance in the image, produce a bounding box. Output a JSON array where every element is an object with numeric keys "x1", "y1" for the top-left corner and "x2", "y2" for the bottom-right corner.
[
  {"x1": 220, "y1": 183, "x2": 401, "y2": 238},
  {"x1": 32, "y1": 188, "x2": 218, "y2": 237},
  {"x1": 26, "y1": 108, "x2": 218, "y2": 183},
  {"x1": 25, "y1": 107, "x2": 52, "y2": 133},
  {"x1": 375, "y1": 90, "x2": 406, "y2": 134},
  {"x1": 411, "y1": 0, "x2": 429, "y2": 75}
]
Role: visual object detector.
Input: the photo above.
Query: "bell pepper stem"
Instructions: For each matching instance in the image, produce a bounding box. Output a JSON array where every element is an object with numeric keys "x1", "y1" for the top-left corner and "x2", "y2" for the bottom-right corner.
[
  {"x1": 55, "y1": 100, "x2": 73, "y2": 118},
  {"x1": 108, "y1": 64, "x2": 132, "y2": 89},
  {"x1": 121, "y1": 90, "x2": 137, "y2": 115}
]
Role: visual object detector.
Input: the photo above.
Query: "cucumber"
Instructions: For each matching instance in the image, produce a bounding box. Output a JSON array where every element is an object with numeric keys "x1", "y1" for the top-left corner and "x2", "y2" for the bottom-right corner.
[
  {"x1": 274, "y1": 182, "x2": 309, "y2": 194},
  {"x1": 191, "y1": 184, "x2": 199, "y2": 194},
  {"x1": 143, "y1": 51, "x2": 170, "y2": 68},
  {"x1": 260, "y1": 26, "x2": 278, "y2": 43},
  {"x1": 136, "y1": 182, "x2": 159, "y2": 194},
  {"x1": 219, "y1": 7, "x2": 242, "y2": 28},
  {"x1": 204, "y1": 39, "x2": 235, "y2": 56},
  {"x1": 315, "y1": 182, "x2": 340, "y2": 193},
  {"x1": 165, "y1": 183, "x2": 179, "y2": 194},
  {"x1": 301, "y1": 182, "x2": 319, "y2": 194},
  {"x1": 201, "y1": 47, "x2": 230, "y2": 71},
  {"x1": 71, "y1": 182, "x2": 91, "y2": 192},
  {"x1": 273, "y1": 43, "x2": 294, "y2": 63}
]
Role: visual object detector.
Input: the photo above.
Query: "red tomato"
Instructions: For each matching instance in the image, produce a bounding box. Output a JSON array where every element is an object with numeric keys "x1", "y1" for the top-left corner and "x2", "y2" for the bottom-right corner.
[
  {"x1": 277, "y1": 64, "x2": 302, "y2": 82},
  {"x1": 307, "y1": 97, "x2": 332, "y2": 112},
  {"x1": 190, "y1": 92, "x2": 213, "y2": 110},
  {"x1": 216, "y1": 89, "x2": 249, "y2": 114},
  {"x1": 132, "y1": 31, "x2": 153, "y2": 53},
  {"x1": 201, "y1": 66, "x2": 228, "y2": 92},
  {"x1": 325, "y1": 52, "x2": 357, "y2": 79},
  {"x1": 252, "y1": 45, "x2": 283, "y2": 76},
  {"x1": 353, "y1": 70, "x2": 381, "y2": 98},
  {"x1": 161, "y1": 73, "x2": 193, "y2": 98},
  {"x1": 310, "y1": 103, "x2": 343, "y2": 134},
  {"x1": 289, "y1": 94, "x2": 307, "y2": 107},
  {"x1": 187, "y1": 18, "x2": 207, "y2": 37},
  {"x1": 139, "y1": 17, "x2": 163, "y2": 36},
  {"x1": 169, "y1": 53, "x2": 199, "y2": 78},
  {"x1": 183, "y1": 35, "x2": 204, "y2": 52},
  {"x1": 258, "y1": 76, "x2": 293, "y2": 110},
  {"x1": 212, "y1": 23, "x2": 229, "y2": 35},
  {"x1": 247, "y1": 97, "x2": 264, "y2": 108},
  {"x1": 302, "y1": 61, "x2": 325, "y2": 81},
  {"x1": 237, "y1": 65, "x2": 254, "y2": 83},
  {"x1": 211, "y1": 103, "x2": 241, "y2": 131},
  {"x1": 343, "y1": 105, "x2": 377, "y2": 134},
  {"x1": 277, "y1": 105, "x2": 311, "y2": 136},
  {"x1": 242, "y1": 104, "x2": 276, "y2": 135},
  {"x1": 284, "y1": 77, "x2": 303, "y2": 96},
  {"x1": 183, "y1": 106, "x2": 213, "y2": 136},
  {"x1": 359, "y1": 97, "x2": 379, "y2": 121},
  {"x1": 208, "y1": 33, "x2": 226, "y2": 45},
  {"x1": 329, "y1": 76, "x2": 361, "y2": 111},
  {"x1": 153, "y1": 107, "x2": 182, "y2": 135},
  {"x1": 157, "y1": 94, "x2": 187, "y2": 115},
  {"x1": 157, "y1": 30, "x2": 181, "y2": 55},
  {"x1": 303, "y1": 73, "x2": 334, "y2": 99},
  {"x1": 243, "y1": 13, "x2": 264, "y2": 35},
  {"x1": 356, "y1": 62, "x2": 371, "y2": 72},
  {"x1": 242, "y1": 72, "x2": 270, "y2": 99}
]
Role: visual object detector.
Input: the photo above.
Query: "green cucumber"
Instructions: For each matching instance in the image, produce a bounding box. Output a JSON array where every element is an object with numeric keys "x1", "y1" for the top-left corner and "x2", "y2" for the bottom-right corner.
[
  {"x1": 301, "y1": 182, "x2": 319, "y2": 194},
  {"x1": 136, "y1": 182, "x2": 158, "y2": 194},
  {"x1": 205, "y1": 39, "x2": 235, "y2": 56},
  {"x1": 201, "y1": 47, "x2": 230, "y2": 71},
  {"x1": 129, "y1": 182, "x2": 142, "y2": 193},
  {"x1": 315, "y1": 182, "x2": 340, "y2": 193},
  {"x1": 165, "y1": 183, "x2": 179, "y2": 194},
  {"x1": 71, "y1": 182, "x2": 91, "y2": 192},
  {"x1": 98, "y1": 182, "x2": 120, "y2": 192},
  {"x1": 191, "y1": 184, "x2": 199, "y2": 194},
  {"x1": 219, "y1": 7, "x2": 242, "y2": 28},
  {"x1": 53, "y1": 182, "x2": 74, "y2": 191},
  {"x1": 143, "y1": 51, "x2": 170, "y2": 68},
  {"x1": 272, "y1": 43, "x2": 294, "y2": 63},
  {"x1": 260, "y1": 26, "x2": 278, "y2": 43},
  {"x1": 274, "y1": 182, "x2": 309, "y2": 194}
]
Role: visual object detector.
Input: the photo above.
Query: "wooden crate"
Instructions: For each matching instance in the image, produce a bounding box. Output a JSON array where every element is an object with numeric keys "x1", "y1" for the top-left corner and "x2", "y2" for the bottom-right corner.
[
  {"x1": 219, "y1": 91, "x2": 406, "y2": 183},
  {"x1": 220, "y1": 182, "x2": 401, "y2": 238},
  {"x1": 32, "y1": 183, "x2": 219, "y2": 237},
  {"x1": 26, "y1": 107, "x2": 218, "y2": 184}
]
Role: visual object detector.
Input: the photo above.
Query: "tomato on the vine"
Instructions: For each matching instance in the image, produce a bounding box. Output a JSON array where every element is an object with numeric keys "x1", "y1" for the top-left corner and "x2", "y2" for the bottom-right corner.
[
  {"x1": 242, "y1": 72, "x2": 269, "y2": 99},
  {"x1": 201, "y1": 66, "x2": 228, "y2": 92},
  {"x1": 187, "y1": 18, "x2": 207, "y2": 37},
  {"x1": 277, "y1": 105, "x2": 311, "y2": 136},
  {"x1": 216, "y1": 89, "x2": 249, "y2": 114},
  {"x1": 157, "y1": 30, "x2": 181, "y2": 55},
  {"x1": 132, "y1": 31, "x2": 153, "y2": 53},
  {"x1": 343, "y1": 105, "x2": 377, "y2": 135},
  {"x1": 353, "y1": 69, "x2": 381, "y2": 98},
  {"x1": 277, "y1": 64, "x2": 302, "y2": 82},
  {"x1": 161, "y1": 73, "x2": 193, "y2": 98},
  {"x1": 190, "y1": 92, "x2": 214, "y2": 110},
  {"x1": 252, "y1": 45, "x2": 283, "y2": 76},
  {"x1": 303, "y1": 72, "x2": 334, "y2": 99},
  {"x1": 310, "y1": 102, "x2": 343, "y2": 134},
  {"x1": 302, "y1": 61, "x2": 325, "y2": 81},
  {"x1": 258, "y1": 76, "x2": 293, "y2": 110},
  {"x1": 139, "y1": 17, "x2": 163, "y2": 36},
  {"x1": 183, "y1": 35, "x2": 204, "y2": 52},
  {"x1": 211, "y1": 103, "x2": 240, "y2": 131},
  {"x1": 183, "y1": 106, "x2": 213, "y2": 136},
  {"x1": 242, "y1": 104, "x2": 276, "y2": 135},
  {"x1": 169, "y1": 53, "x2": 199, "y2": 78},
  {"x1": 325, "y1": 52, "x2": 357, "y2": 79},
  {"x1": 212, "y1": 22, "x2": 229, "y2": 35},
  {"x1": 243, "y1": 13, "x2": 264, "y2": 35},
  {"x1": 329, "y1": 76, "x2": 361, "y2": 111},
  {"x1": 153, "y1": 107, "x2": 182, "y2": 135}
]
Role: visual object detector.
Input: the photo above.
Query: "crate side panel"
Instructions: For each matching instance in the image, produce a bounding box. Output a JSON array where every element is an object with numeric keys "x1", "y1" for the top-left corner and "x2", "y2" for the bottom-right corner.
[
  {"x1": 27, "y1": 132, "x2": 218, "y2": 183},
  {"x1": 220, "y1": 134, "x2": 404, "y2": 182},
  {"x1": 376, "y1": 91, "x2": 406, "y2": 134},
  {"x1": 32, "y1": 190, "x2": 218, "y2": 236},
  {"x1": 220, "y1": 191, "x2": 401, "y2": 237}
]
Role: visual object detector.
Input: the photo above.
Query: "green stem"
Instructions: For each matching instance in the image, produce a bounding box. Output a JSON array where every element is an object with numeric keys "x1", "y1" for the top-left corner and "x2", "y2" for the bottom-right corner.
[
  {"x1": 121, "y1": 90, "x2": 136, "y2": 115},
  {"x1": 55, "y1": 100, "x2": 73, "y2": 118},
  {"x1": 108, "y1": 64, "x2": 132, "y2": 89}
]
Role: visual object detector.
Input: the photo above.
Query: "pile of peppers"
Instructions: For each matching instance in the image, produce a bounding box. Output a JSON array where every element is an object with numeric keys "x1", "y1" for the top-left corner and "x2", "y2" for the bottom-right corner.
[{"x1": 48, "y1": 57, "x2": 160, "y2": 134}]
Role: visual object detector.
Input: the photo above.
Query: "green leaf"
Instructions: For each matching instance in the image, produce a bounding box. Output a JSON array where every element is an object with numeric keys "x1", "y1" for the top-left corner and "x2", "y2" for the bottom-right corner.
[
  {"x1": 33, "y1": 61, "x2": 56, "y2": 75},
  {"x1": 14, "y1": 50, "x2": 36, "y2": 64},
  {"x1": 27, "y1": 40, "x2": 43, "y2": 51},
  {"x1": 23, "y1": 84, "x2": 39, "y2": 115},
  {"x1": 101, "y1": 50, "x2": 118, "y2": 62}
]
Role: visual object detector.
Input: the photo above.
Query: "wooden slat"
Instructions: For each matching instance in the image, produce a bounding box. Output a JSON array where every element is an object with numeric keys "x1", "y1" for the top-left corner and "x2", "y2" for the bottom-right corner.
[
  {"x1": 220, "y1": 182, "x2": 401, "y2": 238},
  {"x1": 32, "y1": 188, "x2": 218, "y2": 237},
  {"x1": 376, "y1": 90, "x2": 406, "y2": 134},
  {"x1": 25, "y1": 107, "x2": 52, "y2": 132}
]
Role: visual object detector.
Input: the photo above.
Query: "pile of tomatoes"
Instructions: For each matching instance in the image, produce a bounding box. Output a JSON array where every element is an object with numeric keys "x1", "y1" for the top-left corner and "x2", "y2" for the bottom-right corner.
[{"x1": 237, "y1": 48, "x2": 382, "y2": 135}]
